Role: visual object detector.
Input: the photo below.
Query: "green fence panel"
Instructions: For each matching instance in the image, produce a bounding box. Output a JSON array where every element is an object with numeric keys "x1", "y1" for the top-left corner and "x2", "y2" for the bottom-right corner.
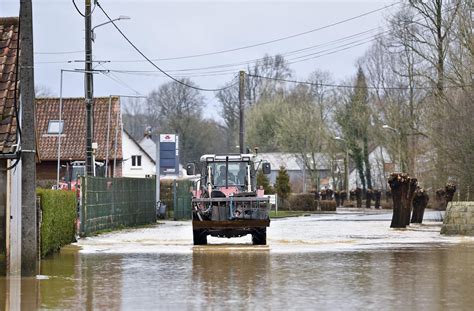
[
  {"x1": 80, "y1": 176, "x2": 156, "y2": 236},
  {"x1": 173, "y1": 180, "x2": 193, "y2": 220}
]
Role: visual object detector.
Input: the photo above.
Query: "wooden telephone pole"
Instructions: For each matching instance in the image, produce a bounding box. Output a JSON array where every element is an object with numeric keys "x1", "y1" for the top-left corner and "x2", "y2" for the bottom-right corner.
[{"x1": 238, "y1": 71, "x2": 245, "y2": 154}]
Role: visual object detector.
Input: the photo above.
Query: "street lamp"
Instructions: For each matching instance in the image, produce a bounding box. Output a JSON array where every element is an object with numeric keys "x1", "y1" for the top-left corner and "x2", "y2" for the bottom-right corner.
[
  {"x1": 334, "y1": 136, "x2": 349, "y2": 200},
  {"x1": 382, "y1": 124, "x2": 403, "y2": 172},
  {"x1": 91, "y1": 16, "x2": 131, "y2": 42}
]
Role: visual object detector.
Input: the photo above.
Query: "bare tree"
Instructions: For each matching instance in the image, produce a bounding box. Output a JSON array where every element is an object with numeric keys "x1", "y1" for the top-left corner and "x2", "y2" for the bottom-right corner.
[
  {"x1": 215, "y1": 81, "x2": 239, "y2": 152},
  {"x1": 146, "y1": 78, "x2": 205, "y2": 164},
  {"x1": 246, "y1": 54, "x2": 292, "y2": 104}
]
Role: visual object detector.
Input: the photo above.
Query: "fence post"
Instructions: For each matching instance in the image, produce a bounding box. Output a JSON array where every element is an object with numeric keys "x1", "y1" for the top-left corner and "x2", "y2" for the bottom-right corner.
[
  {"x1": 173, "y1": 180, "x2": 178, "y2": 220},
  {"x1": 79, "y1": 176, "x2": 85, "y2": 236}
]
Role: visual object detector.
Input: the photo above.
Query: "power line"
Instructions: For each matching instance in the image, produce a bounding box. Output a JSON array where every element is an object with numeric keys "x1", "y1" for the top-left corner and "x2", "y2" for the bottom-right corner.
[
  {"x1": 34, "y1": 28, "x2": 380, "y2": 67},
  {"x1": 98, "y1": 34, "x2": 385, "y2": 78},
  {"x1": 71, "y1": 0, "x2": 96, "y2": 18},
  {"x1": 107, "y1": 2, "x2": 400, "y2": 62},
  {"x1": 247, "y1": 74, "x2": 469, "y2": 90},
  {"x1": 35, "y1": 50, "x2": 84, "y2": 55},
  {"x1": 96, "y1": 1, "x2": 238, "y2": 92}
]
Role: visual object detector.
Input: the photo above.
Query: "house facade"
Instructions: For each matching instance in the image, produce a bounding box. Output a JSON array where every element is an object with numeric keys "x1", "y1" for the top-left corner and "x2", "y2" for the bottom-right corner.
[
  {"x1": 35, "y1": 97, "x2": 123, "y2": 184},
  {"x1": 122, "y1": 130, "x2": 155, "y2": 178}
]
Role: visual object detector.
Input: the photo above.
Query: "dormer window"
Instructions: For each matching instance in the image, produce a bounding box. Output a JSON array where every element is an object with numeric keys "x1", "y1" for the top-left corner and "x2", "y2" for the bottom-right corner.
[{"x1": 47, "y1": 120, "x2": 64, "y2": 134}]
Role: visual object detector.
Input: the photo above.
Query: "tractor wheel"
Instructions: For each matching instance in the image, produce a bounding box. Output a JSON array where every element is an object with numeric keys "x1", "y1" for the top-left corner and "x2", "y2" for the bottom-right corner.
[
  {"x1": 252, "y1": 228, "x2": 267, "y2": 245},
  {"x1": 193, "y1": 229, "x2": 207, "y2": 245}
]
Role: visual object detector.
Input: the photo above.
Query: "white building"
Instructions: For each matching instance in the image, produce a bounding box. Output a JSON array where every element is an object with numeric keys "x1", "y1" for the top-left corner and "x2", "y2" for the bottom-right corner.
[
  {"x1": 348, "y1": 146, "x2": 393, "y2": 190},
  {"x1": 256, "y1": 152, "x2": 331, "y2": 192},
  {"x1": 121, "y1": 130, "x2": 156, "y2": 178}
]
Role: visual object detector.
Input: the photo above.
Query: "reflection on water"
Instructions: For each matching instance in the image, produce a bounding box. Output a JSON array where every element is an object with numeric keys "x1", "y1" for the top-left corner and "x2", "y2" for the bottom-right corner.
[{"x1": 1, "y1": 244, "x2": 473, "y2": 309}]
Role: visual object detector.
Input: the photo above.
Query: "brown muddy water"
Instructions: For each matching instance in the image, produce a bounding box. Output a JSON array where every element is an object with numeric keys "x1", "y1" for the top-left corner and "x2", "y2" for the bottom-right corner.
[{"x1": 1, "y1": 212, "x2": 474, "y2": 310}]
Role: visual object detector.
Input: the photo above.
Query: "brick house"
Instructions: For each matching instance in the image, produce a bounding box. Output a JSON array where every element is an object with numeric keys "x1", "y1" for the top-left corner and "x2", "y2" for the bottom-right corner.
[{"x1": 35, "y1": 97, "x2": 123, "y2": 183}]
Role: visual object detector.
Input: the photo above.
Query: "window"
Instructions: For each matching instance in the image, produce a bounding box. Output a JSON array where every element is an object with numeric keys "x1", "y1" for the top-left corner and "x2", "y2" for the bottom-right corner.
[
  {"x1": 131, "y1": 155, "x2": 142, "y2": 167},
  {"x1": 47, "y1": 120, "x2": 64, "y2": 134}
]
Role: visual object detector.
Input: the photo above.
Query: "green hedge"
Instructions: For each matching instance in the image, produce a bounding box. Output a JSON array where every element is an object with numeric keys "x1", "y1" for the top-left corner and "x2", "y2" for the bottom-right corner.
[
  {"x1": 319, "y1": 200, "x2": 337, "y2": 211},
  {"x1": 37, "y1": 189, "x2": 76, "y2": 257},
  {"x1": 288, "y1": 194, "x2": 318, "y2": 211}
]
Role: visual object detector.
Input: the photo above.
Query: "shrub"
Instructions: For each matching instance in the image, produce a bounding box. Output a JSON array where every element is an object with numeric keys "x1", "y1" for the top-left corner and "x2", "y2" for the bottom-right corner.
[
  {"x1": 257, "y1": 169, "x2": 274, "y2": 194},
  {"x1": 37, "y1": 189, "x2": 77, "y2": 257},
  {"x1": 320, "y1": 200, "x2": 337, "y2": 211},
  {"x1": 288, "y1": 194, "x2": 317, "y2": 211},
  {"x1": 275, "y1": 166, "x2": 291, "y2": 200}
]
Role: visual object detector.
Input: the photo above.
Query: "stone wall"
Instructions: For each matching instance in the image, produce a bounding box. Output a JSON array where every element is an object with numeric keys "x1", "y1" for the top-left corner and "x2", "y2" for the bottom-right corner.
[{"x1": 441, "y1": 202, "x2": 474, "y2": 236}]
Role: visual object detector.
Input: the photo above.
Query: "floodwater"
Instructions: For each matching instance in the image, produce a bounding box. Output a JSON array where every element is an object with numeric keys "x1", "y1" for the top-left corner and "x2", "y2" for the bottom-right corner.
[{"x1": 2, "y1": 210, "x2": 474, "y2": 310}]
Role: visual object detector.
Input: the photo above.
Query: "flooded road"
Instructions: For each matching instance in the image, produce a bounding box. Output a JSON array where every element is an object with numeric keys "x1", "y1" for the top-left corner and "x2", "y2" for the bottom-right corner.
[{"x1": 2, "y1": 210, "x2": 474, "y2": 310}]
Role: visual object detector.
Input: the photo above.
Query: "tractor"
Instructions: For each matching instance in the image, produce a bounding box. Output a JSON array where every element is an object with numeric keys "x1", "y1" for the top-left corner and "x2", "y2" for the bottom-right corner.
[{"x1": 187, "y1": 153, "x2": 271, "y2": 245}]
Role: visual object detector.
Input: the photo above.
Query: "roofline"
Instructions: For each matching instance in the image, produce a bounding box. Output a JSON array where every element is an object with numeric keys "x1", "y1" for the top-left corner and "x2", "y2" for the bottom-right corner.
[
  {"x1": 123, "y1": 129, "x2": 156, "y2": 164},
  {"x1": 35, "y1": 96, "x2": 120, "y2": 101},
  {"x1": 0, "y1": 17, "x2": 19, "y2": 25}
]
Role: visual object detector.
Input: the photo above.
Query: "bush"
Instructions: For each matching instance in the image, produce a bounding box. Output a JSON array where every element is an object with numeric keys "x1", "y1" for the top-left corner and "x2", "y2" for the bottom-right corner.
[
  {"x1": 37, "y1": 189, "x2": 77, "y2": 257},
  {"x1": 275, "y1": 166, "x2": 291, "y2": 200},
  {"x1": 257, "y1": 169, "x2": 274, "y2": 194},
  {"x1": 320, "y1": 200, "x2": 337, "y2": 211},
  {"x1": 288, "y1": 194, "x2": 317, "y2": 211}
]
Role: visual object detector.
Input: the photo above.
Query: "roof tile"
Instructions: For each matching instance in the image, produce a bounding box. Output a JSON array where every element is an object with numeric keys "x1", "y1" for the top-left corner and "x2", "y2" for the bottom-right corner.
[
  {"x1": 0, "y1": 17, "x2": 19, "y2": 155},
  {"x1": 36, "y1": 97, "x2": 123, "y2": 161}
]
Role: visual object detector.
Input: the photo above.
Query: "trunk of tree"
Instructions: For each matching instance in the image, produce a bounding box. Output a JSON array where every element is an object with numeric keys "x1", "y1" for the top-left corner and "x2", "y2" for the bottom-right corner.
[
  {"x1": 355, "y1": 187, "x2": 363, "y2": 208},
  {"x1": 365, "y1": 189, "x2": 372, "y2": 209},
  {"x1": 373, "y1": 189, "x2": 381, "y2": 209},
  {"x1": 389, "y1": 173, "x2": 417, "y2": 228},
  {"x1": 334, "y1": 191, "x2": 341, "y2": 207},
  {"x1": 363, "y1": 135, "x2": 372, "y2": 189},
  {"x1": 354, "y1": 149, "x2": 366, "y2": 192},
  {"x1": 411, "y1": 188, "x2": 429, "y2": 223},
  {"x1": 389, "y1": 174, "x2": 404, "y2": 228}
]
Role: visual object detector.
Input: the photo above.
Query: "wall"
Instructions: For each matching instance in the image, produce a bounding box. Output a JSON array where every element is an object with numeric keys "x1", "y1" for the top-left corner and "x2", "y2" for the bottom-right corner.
[
  {"x1": 441, "y1": 202, "x2": 474, "y2": 236},
  {"x1": 122, "y1": 131, "x2": 155, "y2": 178}
]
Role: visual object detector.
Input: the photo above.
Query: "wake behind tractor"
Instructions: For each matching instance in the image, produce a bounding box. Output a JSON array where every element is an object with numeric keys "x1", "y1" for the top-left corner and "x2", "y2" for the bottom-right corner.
[{"x1": 186, "y1": 153, "x2": 271, "y2": 245}]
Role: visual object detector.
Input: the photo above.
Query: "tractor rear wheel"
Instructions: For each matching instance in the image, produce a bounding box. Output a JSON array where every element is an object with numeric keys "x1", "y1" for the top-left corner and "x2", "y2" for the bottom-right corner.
[
  {"x1": 252, "y1": 228, "x2": 267, "y2": 245},
  {"x1": 193, "y1": 229, "x2": 207, "y2": 245}
]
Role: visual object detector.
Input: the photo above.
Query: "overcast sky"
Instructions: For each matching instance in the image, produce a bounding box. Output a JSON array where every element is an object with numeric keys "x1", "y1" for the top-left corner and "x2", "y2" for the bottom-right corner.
[{"x1": 3, "y1": 0, "x2": 397, "y2": 121}]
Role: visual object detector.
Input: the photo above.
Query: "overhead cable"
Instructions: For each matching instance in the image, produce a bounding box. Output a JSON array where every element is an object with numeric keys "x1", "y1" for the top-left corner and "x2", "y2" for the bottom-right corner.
[
  {"x1": 109, "y1": 2, "x2": 400, "y2": 62},
  {"x1": 96, "y1": 1, "x2": 238, "y2": 92},
  {"x1": 247, "y1": 74, "x2": 469, "y2": 90}
]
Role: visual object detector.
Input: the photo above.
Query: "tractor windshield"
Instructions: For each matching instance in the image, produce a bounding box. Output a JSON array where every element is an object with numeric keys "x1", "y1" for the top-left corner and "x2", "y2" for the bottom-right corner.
[{"x1": 208, "y1": 161, "x2": 249, "y2": 187}]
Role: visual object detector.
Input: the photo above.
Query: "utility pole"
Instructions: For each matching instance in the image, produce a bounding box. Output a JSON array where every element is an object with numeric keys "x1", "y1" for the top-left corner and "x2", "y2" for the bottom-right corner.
[
  {"x1": 238, "y1": 70, "x2": 245, "y2": 154},
  {"x1": 20, "y1": 0, "x2": 38, "y2": 276},
  {"x1": 85, "y1": 0, "x2": 94, "y2": 175}
]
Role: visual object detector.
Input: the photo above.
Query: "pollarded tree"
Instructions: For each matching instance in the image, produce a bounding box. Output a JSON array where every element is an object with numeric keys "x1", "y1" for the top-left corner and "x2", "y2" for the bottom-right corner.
[{"x1": 275, "y1": 166, "x2": 291, "y2": 200}]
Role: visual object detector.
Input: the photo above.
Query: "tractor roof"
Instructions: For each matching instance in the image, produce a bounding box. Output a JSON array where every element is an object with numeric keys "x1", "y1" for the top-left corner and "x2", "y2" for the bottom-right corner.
[{"x1": 199, "y1": 154, "x2": 256, "y2": 162}]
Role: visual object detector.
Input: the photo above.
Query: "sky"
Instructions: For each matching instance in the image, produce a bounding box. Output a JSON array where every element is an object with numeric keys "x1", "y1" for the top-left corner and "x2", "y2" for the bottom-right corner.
[{"x1": 2, "y1": 0, "x2": 397, "y2": 121}]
